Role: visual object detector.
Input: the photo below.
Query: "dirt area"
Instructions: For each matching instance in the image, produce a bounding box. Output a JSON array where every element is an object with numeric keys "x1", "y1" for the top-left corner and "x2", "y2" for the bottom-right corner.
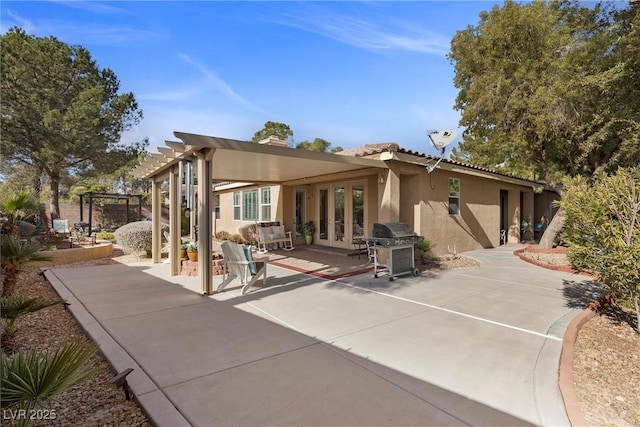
[
  {"x1": 3, "y1": 245, "x2": 637, "y2": 426},
  {"x1": 519, "y1": 246, "x2": 639, "y2": 426}
]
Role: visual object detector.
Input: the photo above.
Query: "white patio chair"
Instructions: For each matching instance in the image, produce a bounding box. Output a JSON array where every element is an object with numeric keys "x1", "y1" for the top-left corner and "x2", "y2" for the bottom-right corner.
[
  {"x1": 161, "y1": 230, "x2": 171, "y2": 253},
  {"x1": 217, "y1": 241, "x2": 268, "y2": 295}
]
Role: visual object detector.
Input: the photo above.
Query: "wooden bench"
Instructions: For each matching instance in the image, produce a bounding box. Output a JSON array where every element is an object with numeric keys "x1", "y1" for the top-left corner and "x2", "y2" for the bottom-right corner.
[{"x1": 256, "y1": 225, "x2": 294, "y2": 254}]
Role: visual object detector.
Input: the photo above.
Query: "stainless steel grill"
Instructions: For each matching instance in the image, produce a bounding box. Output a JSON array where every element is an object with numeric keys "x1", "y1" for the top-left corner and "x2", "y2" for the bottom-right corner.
[{"x1": 362, "y1": 223, "x2": 423, "y2": 281}]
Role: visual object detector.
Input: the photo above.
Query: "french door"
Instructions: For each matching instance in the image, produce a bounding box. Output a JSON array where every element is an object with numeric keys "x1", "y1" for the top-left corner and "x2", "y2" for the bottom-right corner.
[
  {"x1": 294, "y1": 188, "x2": 306, "y2": 245},
  {"x1": 317, "y1": 181, "x2": 365, "y2": 249}
]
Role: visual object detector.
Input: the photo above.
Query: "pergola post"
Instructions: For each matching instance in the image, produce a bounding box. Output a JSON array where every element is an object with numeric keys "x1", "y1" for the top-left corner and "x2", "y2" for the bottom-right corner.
[
  {"x1": 196, "y1": 148, "x2": 214, "y2": 295},
  {"x1": 169, "y1": 165, "x2": 181, "y2": 275},
  {"x1": 151, "y1": 179, "x2": 162, "y2": 263}
]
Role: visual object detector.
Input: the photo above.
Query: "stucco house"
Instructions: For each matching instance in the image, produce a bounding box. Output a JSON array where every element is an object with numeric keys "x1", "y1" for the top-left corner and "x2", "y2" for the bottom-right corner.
[{"x1": 134, "y1": 132, "x2": 558, "y2": 294}]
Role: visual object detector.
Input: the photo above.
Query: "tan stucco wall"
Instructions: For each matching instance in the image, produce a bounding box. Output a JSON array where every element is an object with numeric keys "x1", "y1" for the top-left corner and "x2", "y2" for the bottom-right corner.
[
  {"x1": 213, "y1": 185, "x2": 282, "y2": 236},
  {"x1": 383, "y1": 160, "x2": 539, "y2": 256},
  {"x1": 211, "y1": 162, "x2": 548, "y2": 257}
]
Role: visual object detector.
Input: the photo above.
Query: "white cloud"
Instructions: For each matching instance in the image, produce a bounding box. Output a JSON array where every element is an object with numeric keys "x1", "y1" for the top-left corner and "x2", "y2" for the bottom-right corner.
[
  {"x1": 177, "y1": 53, "x2": 269, "y2": 115},
  {"x1": 270, "y1": 7, "x2": 449, "y2": 56},
  {"x1": 1, "y1": 10, "x2": 36, "y2": 33}
]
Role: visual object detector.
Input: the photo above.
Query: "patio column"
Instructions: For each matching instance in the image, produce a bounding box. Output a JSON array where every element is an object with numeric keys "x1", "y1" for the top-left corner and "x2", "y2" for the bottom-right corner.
[
  {"x1": 151, "y1": 178, "x2": 162, "y2": 263},
  {"x1": 378, "y1": 167, "x2": 400, "y2": 223},
  {"x1": 169, "y1": 165, "x2": 181, "y2": 275},
  {"x1": 196, "y1": 148, "x2": 215, "y2": 295}
]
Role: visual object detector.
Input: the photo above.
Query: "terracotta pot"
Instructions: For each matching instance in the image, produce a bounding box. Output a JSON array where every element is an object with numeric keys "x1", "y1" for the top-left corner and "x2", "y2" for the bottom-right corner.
[
  {"x1": 179, "y1": 248, "x2": 187, "y2": 259},
  {"x1": 187, "y1": 251, "x2": 198, "y2": 262}
]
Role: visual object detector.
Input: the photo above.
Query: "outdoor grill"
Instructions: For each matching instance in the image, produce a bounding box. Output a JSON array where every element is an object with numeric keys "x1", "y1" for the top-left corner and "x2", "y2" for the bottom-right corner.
[{"x1": 363, "y1": 223, "x2": 423, "y2": 281}]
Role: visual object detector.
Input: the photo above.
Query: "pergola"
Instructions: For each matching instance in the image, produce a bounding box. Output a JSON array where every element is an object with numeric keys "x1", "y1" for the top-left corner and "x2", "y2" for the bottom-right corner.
[
  {"x1": 78, "y1": 192, "x2": 143, "y2": 234},
  {"x1": 134, "y1": 131, "x2": 389, "y2": 295}
]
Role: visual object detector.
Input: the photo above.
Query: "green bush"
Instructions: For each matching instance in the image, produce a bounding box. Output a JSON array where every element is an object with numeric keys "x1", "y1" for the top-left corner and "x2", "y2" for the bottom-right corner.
[
  {"x1": 415, "y1": 239, "x2": 434, "y2": 253},
  {"x1": 113, "y1": 221, "x2": 168, "y2": 256},
  {"x1": 95, "y1": 231, "x2": 115, "y2": 241},
  {"x1": 562, "y1": 168, "x2": 640, "y2": 332}
]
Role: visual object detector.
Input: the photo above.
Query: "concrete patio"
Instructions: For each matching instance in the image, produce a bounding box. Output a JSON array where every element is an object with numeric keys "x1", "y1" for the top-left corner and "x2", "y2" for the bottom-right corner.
[{"x1": 44, "y1": 245, "x2": 598, "y2": 426}]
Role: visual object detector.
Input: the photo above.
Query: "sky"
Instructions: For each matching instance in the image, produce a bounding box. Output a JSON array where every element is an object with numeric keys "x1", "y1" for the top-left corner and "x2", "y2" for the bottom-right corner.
[{"x1": 1, "y1": 1, "x2": 505, "y2": 156}]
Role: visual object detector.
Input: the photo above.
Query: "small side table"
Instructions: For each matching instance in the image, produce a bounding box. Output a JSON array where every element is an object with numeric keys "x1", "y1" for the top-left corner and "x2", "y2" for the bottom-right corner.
[{"x1": 349, "y1": 238, "x2": 367, "y2": 259}]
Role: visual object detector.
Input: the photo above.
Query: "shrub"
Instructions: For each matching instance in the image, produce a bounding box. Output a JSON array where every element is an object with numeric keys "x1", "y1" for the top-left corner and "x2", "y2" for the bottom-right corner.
[
  {"x1": 113, "y1": 221, "x2": 168, "y2": 256},
  {"x1": 229, "y1": 233, "x2": 244, "y2": 244},
  {"x1": 215, "y1": 230, "x2": 231, "y2": 240},
  {"x1": 238, "y1": 224, "x2": 258, "y2": 246},
  {"x1": 562, "y1": 168, "x2": 640, "y2": 332},
  {"x1": 96, "y1": 231, "x2": 115, "y2": 241},
  {"x1": 415, "y1": 239, "x2": 434, "y2": 253}
]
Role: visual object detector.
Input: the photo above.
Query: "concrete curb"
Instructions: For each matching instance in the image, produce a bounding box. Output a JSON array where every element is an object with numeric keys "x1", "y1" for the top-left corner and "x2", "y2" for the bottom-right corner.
[
  {"x1": 559, "y1": 307, "x2": 596, "y2": 427},
  {"x1": 512, "y1": 248, "x2": 594, "y2": 427}
]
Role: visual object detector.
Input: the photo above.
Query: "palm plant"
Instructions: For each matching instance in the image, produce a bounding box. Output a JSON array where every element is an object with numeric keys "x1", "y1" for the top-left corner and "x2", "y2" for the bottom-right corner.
[
  {"x1": 2, "y1": 296, "x2": 64, "y2": 335},
  {"x1": 1, "y1": 238, "x2": 52, "y2": 297},
  {"x1": 0, "y1": 192, "x2": 40, "y2": 238},
  {"x1": 1, "y1": 342, "x2": 100, "y2": 425}
]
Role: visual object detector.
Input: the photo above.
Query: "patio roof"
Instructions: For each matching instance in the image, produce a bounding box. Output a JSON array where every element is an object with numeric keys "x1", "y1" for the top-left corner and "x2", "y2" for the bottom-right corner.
[{"x1": 134, "y1": 132, "x2": 388, "y2": 183}]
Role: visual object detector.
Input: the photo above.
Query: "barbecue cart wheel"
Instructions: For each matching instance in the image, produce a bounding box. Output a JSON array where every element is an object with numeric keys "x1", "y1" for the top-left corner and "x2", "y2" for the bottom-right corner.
[
  {"x1": 374, "y1": 273, "x2": 378, "y2": 278},
  {"x1": 389, "y1": 277, "x2": 394, "y2": 281},
  {"x1": 412, "y1": 268, "x2": 420, "y2": 277}
]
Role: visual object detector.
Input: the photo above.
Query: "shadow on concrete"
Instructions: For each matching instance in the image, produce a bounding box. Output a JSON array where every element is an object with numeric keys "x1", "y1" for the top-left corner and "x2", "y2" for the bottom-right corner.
[
  {"x1": 49, "y1": 261, "x2": 535, "y2": 427},
  {"x1": 562, "y1": 279, "x2": 604, "y2": 309}
]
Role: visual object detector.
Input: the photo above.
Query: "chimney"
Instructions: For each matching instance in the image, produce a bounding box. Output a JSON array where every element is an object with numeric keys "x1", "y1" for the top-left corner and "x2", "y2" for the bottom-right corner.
[{"x1": 257, "y1": 135, "x2": 288, "y2": 147}]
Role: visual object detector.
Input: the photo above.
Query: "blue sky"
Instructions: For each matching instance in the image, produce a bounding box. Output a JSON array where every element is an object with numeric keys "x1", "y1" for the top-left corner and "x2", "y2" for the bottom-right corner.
[{"x1": 1, "y1": 1, "x2": 503, "y2": 155}]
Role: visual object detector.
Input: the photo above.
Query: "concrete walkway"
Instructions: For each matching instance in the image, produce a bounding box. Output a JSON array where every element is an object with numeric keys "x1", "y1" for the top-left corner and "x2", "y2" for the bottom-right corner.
[{"x1": 45, "y1": 245, "x2": 598, "y2": 426}]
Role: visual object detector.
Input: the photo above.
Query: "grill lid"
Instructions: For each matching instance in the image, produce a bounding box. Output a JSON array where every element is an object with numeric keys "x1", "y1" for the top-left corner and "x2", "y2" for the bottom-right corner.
[{"x1": 372, "y1": 222, "x2": 417, "y2": 238}]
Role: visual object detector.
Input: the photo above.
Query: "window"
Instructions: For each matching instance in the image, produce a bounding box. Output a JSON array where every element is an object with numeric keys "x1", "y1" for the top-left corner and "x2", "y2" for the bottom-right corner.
[
  {"x1": 260, "y1": 188, "x2": 271, "y2": 221},
  {"x1": 448, "y1": 178, "x2": 460, "y2": 215},
  {"x1": 243, "y1": 189, "x2": 258, "y2": 221},
  {"x1": 233, "y1": 188, "x2": 272, "y2": 221},
  {"x1": 233, "y1": 192, "x2": 241, "y2": 220},
  {"x1": 214, "y1": 194, "x2": 220, "y2": 220}
]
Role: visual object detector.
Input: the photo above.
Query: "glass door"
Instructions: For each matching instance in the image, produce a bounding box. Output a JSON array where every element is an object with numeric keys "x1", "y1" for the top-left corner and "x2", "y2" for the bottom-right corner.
[
  {"x1": 294, "y1": 188, "x2": 305, "y2": 244},
  {"x1": 352, "y1": 185, "x2": 365, "y2": 240},
  {"x1": 318, "y1": 187, "x2": 329, "y2": 243},
  {"x1": 333, "y1": 186, "x2": 347, "y2": 248}
]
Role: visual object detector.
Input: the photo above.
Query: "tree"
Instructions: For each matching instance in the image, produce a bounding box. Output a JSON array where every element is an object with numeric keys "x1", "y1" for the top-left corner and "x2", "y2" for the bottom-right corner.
[
  {"x1": 251, "y1": 121, "x2": 294, "y2": 146},
  {"x1": 0, "y1": 28, "x2": 147, "y2": 222},
  {"x1": 448, "y1": 1, "x2": 640, "y2": 247},
  {"x1": 561, "y1": 168, "x2": 640, "y2": 333},
  {"x1": 296, "y1": 138, "x2": 343, "y2": 153}
]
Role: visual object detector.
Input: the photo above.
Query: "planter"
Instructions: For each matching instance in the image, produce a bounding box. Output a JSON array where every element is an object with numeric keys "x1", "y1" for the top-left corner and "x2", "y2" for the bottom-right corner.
[
  {"x1": 187, "y1": 251, "x2": 198, "y2": 262},
  {"x1": 305, "y1": 233, "x2": 313, "y2": 245},
  {"x1": 179, "y1": 248, "x2": 187, "y2": 259}
]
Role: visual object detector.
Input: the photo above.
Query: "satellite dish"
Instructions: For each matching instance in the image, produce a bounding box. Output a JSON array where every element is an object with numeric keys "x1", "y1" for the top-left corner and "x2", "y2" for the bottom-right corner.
[
  {"x1": 425, "y1": 129, "x2": 457, "y2": 173},
  {"x1": 428, "y1": 130, "x2": 457, "y2": 151}
]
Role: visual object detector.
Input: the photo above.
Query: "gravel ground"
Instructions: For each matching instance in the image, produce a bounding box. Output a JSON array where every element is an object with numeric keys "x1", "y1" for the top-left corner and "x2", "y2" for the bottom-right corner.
[
  {"x1": 3, "y1": 252, "x2": 151, "y2": 427},
  {"x1": 520, "y1": 248, "x2": 639, "y2": 427},
  {"x1": 3, "y1": 246, "x2": 638, "y2": 426}
]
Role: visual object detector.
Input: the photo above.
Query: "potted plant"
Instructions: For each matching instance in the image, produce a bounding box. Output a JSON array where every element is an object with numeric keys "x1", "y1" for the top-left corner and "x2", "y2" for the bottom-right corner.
[
  {"x1": 303, "y1": 221, "x2": 315, "y2": 245},
  {"x1": 186, "y1": 242, "x2": 198, "y2": 262},
  {"x1": 179, "y1": 241, "x2": 189, "y2": 259}
]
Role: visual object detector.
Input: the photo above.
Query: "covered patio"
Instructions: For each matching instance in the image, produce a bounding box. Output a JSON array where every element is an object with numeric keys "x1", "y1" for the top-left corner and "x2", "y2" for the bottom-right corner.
[{"x1": 134, "y1": 132, "x2": 389, "y2": 295}]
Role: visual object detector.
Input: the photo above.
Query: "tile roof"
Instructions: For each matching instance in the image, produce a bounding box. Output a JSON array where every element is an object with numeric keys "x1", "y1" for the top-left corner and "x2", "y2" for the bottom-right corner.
[{"x1": 339, "y1": 143, "x2": 547, "y2": 186}]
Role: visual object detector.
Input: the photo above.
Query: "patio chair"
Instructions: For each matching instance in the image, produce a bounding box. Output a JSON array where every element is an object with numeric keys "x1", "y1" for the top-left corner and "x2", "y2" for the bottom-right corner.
[
  {"x1": 217, "y1": 241, "x2": 268, "y2": 295},
  {"x1": 161, "y1": 231, "x2": 171, "y2": 253}
]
